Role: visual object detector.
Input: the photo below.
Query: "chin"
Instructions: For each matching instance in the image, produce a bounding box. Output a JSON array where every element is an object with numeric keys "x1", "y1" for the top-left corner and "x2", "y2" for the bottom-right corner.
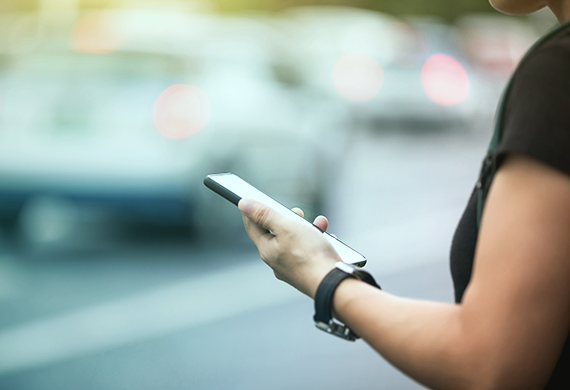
[{"x1": 489, "y1": 0, "x2": 547, "y2": 15}]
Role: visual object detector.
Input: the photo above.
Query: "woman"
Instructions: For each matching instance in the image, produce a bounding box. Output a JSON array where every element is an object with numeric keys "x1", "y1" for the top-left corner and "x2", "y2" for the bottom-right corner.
[{"x1": 237, "y1": 0, "x2": 570, "y2": 389}]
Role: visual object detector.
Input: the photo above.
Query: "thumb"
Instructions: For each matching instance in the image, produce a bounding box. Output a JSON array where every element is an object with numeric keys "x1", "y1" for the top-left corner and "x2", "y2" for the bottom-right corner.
[{"x1": 238, "y1": 199, "x2": 284, "y2": 233}]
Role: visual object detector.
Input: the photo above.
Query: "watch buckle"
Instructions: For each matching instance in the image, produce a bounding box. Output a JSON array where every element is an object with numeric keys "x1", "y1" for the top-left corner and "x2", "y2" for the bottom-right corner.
[{"x1": 315, "y1": 319, "x2": 359, "y2": 341}]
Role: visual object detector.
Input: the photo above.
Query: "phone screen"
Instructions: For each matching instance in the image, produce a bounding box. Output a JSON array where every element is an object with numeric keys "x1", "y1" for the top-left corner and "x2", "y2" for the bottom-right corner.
[{"x1": 204, "y1": 173, "x2": 366, "y2": 267}]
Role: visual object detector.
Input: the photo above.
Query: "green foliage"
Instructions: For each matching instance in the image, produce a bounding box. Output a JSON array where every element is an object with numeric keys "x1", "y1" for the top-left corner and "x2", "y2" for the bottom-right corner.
[
  {"x1": 212, "y1": 0, "x2": 497, "y2": 20},
  {"x1": 0, "y1": 0, "x2": 38, "y2": 12},
  {"x1": 0, "y1": 0, "x2": 498, "y2": 21}
]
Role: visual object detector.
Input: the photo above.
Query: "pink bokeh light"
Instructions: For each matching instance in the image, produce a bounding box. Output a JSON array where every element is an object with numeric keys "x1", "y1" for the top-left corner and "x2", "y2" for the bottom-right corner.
[
  {"x1": 153, "y1": 84, "x2": 211, "y2": 140},
  {"x1": 332, "y1": 52, "x2": 384, "y2": 102},
  {"x1": 421, "y1": 54, "x2": 470, "y2": 106}
]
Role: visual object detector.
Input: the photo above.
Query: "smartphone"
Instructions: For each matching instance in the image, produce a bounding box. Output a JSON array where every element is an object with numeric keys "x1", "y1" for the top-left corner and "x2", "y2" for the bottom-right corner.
[{"x1": 204, "y1": 173, "x2": 366, "y2": 267}]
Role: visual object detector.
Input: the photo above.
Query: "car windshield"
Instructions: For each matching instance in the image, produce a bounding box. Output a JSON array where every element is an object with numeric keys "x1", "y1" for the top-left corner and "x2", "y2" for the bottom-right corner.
[{"x1": 0, "y1": 51, "x2": 190, "y2": 138}]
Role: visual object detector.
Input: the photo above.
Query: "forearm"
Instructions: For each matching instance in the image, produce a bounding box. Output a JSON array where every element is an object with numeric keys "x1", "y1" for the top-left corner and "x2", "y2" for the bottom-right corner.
[
  {"x1": 239, "y1": 157, "x2": 570, "y2": 390},
  {"x1": 333, "y1": 279, "x2": 487, "y2": 390}
]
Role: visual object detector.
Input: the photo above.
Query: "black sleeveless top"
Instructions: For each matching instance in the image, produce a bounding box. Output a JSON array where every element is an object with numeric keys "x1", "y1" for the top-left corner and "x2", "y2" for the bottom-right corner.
[{"x1": 449, "y1": 23, "x2": 570, "y2": 389}]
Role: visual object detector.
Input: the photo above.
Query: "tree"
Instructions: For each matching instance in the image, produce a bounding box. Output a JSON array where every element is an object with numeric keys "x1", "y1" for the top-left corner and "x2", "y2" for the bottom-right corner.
[{"x1": 212, "y1": 0, "x2": 497, "y2": 20}]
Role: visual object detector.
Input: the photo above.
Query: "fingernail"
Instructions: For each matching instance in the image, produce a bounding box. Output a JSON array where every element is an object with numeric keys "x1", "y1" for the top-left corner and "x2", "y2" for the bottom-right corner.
[{"x1": 239, "y1": 199, "x2": 254, "y2": 215}]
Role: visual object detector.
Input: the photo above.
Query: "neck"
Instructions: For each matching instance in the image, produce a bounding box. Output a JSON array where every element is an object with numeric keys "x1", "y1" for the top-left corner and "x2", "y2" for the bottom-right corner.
[{"x1": 548, "y1": 0, "x2": 570, "y2": 22}]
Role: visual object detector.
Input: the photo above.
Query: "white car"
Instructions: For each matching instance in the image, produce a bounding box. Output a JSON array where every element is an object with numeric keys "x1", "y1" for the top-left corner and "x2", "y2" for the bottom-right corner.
[
  {"x1": 278, "y1": 6, "x2": 488, "y2": 128},
  {"x1": 0, "y1": 10, "x2": 348, "y2": 241}
]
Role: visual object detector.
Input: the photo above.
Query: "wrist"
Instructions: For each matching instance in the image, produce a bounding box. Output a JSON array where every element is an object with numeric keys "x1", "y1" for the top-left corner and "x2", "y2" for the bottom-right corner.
[
  {"x1": 313, "y1": 262, "x2": 380, "y2": 341},
  {"x1": 305, "y1": 254, "x2": 340, "y2": 298},
  {"x1": 308, "y1": 262, "x2": 337, "y2": 299}
]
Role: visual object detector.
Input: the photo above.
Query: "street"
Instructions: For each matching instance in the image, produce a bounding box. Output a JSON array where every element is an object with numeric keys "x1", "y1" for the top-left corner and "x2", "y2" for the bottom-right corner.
[{"x1": 0, "y1": 124, "x2": 490, "y2": 390}]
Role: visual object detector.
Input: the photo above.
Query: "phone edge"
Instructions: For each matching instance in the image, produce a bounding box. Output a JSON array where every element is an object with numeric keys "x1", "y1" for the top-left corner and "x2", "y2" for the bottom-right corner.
[
  {"x1": 204, "y1": 174, "x2": 242, "y2": 206},
  {"x1": 204, "y1": 173, "x2": 367, "y2": 267}
]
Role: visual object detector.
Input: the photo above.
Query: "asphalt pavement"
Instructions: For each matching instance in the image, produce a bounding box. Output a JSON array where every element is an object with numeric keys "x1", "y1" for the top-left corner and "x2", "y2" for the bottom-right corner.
[{"x1": 0, "y1": 125, "x2": 490, "y2": 390}]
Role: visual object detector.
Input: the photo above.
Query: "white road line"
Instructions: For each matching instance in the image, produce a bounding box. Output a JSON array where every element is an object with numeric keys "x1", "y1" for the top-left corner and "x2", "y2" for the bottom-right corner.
[
  {"x1": 0, "y1": 260, "x2": 299, "y2": 375},
  {"x1": 0, "y1": 205, "x2": 462, "y2": 375}
]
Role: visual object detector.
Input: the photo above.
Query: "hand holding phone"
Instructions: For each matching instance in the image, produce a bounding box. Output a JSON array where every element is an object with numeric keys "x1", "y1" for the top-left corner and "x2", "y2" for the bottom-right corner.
[{"x1": 204, "y1": 173, "x2": 366, "y2": 267}]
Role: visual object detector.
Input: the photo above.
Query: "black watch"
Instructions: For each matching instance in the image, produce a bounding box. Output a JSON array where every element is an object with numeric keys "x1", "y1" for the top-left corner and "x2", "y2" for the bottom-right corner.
[{"x1": 313, "y1": 262, "x2": 381, "y2": 341}]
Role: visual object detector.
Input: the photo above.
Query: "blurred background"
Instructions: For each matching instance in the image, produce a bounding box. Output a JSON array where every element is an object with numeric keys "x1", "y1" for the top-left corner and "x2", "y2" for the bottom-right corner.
[{"x1": 0, "y1": 1, "x2": 558, "y2": 389}]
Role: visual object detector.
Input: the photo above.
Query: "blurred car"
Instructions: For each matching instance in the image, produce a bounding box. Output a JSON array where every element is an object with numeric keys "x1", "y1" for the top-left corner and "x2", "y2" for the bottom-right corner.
[
  {"x1": 0, "y1": 10, "x2": 349, "y2": 241},
  {"x1": 454, "y1": 15, "x2": 540, "y2": 124},
  {"x1": 402, "y1": 16, "x2": 498, "y2": 125},
  {"x1": 456, "y1": 14, "x2": 539, "y2": 80},
  {"x1": 279, "y1": 6, "x2": 489, "y2": 128},
  {"x1": 0, "y1": 49, "x2": 217, "y2": 237}
]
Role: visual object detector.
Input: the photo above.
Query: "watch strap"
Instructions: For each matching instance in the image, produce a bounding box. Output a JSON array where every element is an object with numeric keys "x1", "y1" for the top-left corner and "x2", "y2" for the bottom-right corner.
[{"x1": 313, "y1": 262, "x2": 380, "y2": 341}]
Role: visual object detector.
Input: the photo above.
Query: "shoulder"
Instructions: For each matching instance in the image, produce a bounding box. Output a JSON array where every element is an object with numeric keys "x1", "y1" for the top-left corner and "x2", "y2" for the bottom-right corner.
[
  {"x1": 519, "y1": 23, "x2": 570, "y2": 67},
  {"x1": 498, "y1": 24, "x2": 570, "y2": 178},
  {"x1": 509, "y1": 25, "x2": 570, "y2": 99},
  {"x1": 507, "y1": 23, "x2": 570, "y2": 102}
]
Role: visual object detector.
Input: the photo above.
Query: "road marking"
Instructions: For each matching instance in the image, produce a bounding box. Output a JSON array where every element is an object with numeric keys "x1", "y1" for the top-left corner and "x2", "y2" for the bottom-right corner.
[
  {"x1": 0, "y1": 259, "x2": 299, "y2": 375},
  {"x1": 0, "y1": 205, "x2": 461, "y2": 375}
]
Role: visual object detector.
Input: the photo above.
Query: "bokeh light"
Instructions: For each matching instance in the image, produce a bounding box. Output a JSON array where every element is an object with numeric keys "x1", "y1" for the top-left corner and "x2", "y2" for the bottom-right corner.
[
  {"x1": 332, "y1": 52, "x2": 384, "y2": 102},
  {"x1": 421, "y1": 54, "x2": 470, "y2": 106},
  {"x1": 153, "y1": 84, "x2": 211, "y2": 140},
  {"x1": 69, "y1": 11, "x2": 126, "y2": 54}
]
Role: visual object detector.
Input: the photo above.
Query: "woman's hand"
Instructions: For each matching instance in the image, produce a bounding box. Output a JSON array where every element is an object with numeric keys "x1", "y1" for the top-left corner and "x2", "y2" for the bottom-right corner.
[{"x1": 238, "y1": 199, "x2": 341, "y2": 298}]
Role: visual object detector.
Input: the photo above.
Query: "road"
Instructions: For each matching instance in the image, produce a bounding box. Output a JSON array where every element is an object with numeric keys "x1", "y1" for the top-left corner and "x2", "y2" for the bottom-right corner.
[{"x1": 0, "y1": 125, "x2": 490, "y2": 390}]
